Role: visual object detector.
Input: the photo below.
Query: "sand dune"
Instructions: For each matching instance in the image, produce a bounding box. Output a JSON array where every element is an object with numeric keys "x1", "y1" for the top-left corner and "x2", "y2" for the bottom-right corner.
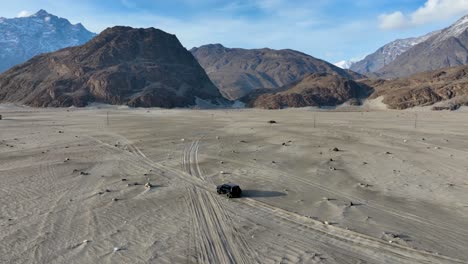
[{"x1": 1, "y1": 107, "x2": 468, "y2": 263}]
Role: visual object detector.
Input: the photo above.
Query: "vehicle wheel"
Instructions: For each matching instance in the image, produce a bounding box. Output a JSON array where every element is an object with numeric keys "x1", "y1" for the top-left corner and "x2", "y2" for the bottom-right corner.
[
  {"x1": 217, "y1": 190, "x2": 221, "y2": 194},
  {"x1": 227, "y1": 193, "x2": 232, "y2": 198}
]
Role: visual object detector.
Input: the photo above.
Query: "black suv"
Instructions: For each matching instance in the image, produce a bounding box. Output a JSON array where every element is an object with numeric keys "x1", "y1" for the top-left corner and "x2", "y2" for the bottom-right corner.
[{"x1": 216, "y1": 183, "x2": 242, "y2": 198}]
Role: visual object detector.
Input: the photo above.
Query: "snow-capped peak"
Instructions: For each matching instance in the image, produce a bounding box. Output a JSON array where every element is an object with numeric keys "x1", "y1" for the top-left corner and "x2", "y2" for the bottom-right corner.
[
  {"x1": 0, "y1": 10, "x2": 96, "y2": 73},
  {"x1": 453, "y1": 15, "x2": 468, "y2": 27},
  {"x1": 433, "y1": 15, "x2": 468, "y2": 43},
  {"x1": 334, "y1": 60, "x2": 354, "y2": 69},
  {"x1": 379, "y1": 31, "x2": 439, "y2": 63},
  {"x1": 33, "y1": 9, "x2": 51, "y2": 17},
  {"x1": 351, "y1": 29, "x2": 440, "y2": 73}
]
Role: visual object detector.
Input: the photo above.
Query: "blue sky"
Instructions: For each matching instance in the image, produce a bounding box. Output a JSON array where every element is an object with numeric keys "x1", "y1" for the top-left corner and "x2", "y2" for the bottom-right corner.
[{"x1": 1, "y1": 0, "x2": 468, "y2": 63}]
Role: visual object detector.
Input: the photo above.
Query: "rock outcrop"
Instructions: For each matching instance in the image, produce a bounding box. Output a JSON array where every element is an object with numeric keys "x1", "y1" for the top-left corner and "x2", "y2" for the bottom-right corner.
[
  {"x1": 242, "y1": 73, "x2": 372, "y2": 109},
  {"x1": 364, "y1": 65, "x2": 468, "y2": 109}
]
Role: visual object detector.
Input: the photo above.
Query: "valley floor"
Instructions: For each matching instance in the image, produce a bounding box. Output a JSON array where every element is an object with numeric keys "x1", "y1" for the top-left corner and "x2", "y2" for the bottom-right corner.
[{"x1": 1, "y1": 107, "x2": 468, "y2": 263}]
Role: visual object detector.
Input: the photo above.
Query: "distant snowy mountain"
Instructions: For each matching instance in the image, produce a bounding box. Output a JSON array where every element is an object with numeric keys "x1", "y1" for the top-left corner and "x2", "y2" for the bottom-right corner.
[
  {"x1": 432, "y1": 15, "x2": 468, "y2": 44},
  {"x1": 334, "y1": 60, "x2": 354, "y2": 69},
  {"x1": 350, "y1": 30, "x2": 439, "y2": 74},
  {"x1": 378, "y1": 15, "x2": 468, "y2": 78},
  {"x1": 0, "y1": 9, "x2": 95, "y2": 73}
]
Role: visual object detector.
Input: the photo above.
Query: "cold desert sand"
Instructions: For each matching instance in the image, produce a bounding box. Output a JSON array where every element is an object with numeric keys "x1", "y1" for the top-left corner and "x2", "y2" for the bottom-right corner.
[{"x1": 1, "y1": 106, "x2": 468, "y2": 264}]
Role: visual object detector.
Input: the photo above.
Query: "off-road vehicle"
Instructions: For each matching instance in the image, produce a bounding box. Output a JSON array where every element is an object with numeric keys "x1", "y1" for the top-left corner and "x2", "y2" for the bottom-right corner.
[{"x1": 216, "y1": 183, "x2": 242, "y2": 198}]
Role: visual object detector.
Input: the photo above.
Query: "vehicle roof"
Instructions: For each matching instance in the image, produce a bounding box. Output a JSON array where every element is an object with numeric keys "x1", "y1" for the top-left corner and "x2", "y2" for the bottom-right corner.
[{"x1": 222, "y1": 183, "x2": 240, "y2": 187}]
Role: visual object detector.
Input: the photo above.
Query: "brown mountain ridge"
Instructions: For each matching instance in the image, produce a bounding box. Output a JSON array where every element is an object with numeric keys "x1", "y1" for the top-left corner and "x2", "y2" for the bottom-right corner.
[
  {"x1": 1, "y1": 25, "x2": 467, "y2": 111},
  {"x1": 242, "y1": 64, "x2": 468, "y2": 110},
  {"x1": 0, "y1": 26, "x2": 226, "y2": 108},
  {"x1": 364, "y1": 65, "x2": 468, "y2": 110},
  {"x1": 191, "y1": 44, "x2": 359, "y2": 100},
  {"x1": 241, "y1": 73, "x2": 372, "y2": 109}
]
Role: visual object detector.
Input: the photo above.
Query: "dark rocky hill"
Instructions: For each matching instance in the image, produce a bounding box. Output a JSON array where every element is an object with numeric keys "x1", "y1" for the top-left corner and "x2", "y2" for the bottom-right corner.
[
  {"x1": 241, "y1": 73, "x2": 372, "y2": 109},
  {"x1": 0, "y1": 26, "x2": 226, "y2": 108},
  {"x1": 364, "y1": 65, "x2": 468, "y2": 109},
  {"x1": 191, "y1": 44, "x2": 358, "y2": 100}
]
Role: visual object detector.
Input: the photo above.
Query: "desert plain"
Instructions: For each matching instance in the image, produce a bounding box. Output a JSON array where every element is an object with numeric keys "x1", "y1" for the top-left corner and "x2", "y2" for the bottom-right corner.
[{"x1": 1, "y1": 106, "x2": 468, "y2": 264}]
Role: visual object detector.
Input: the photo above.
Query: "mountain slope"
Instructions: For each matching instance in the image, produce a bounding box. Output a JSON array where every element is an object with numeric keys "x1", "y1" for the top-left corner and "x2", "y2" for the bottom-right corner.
[
  {"x1": 0, "y1": 26, "x2": 226, "y2": 108},
  {"x1": 0, "y1": 9, "x2": 95, "y2": 73},
  {"x1": 191, "y1": 44, "x2": 357, "y2": 100},
  {"x1": 378, "y1": 16, "x2": 468, "y2": 78},
  {"x1": 350, "y1": 31, "x2": 438, "y2": 74},
  {"x1": 241, "y1": 73, "x2": 373, "y2": 109}
]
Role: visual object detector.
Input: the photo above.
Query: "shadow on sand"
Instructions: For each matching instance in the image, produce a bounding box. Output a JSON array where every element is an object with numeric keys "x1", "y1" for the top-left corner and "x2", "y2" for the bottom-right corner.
[{"x1": 242, "y1": 190, "x2": 287, "y2": 198}]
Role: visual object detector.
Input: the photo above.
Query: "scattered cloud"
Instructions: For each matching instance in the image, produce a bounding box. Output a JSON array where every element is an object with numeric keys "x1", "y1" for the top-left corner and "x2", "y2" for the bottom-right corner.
[
  {"x1": 412, "y1": 0, "x2": 468, "y2": 24},
  {"x1": 379, "y1": 11, "x2": 407, "y2": 30},
  {"x1": 379, "y1": 0, "x2": 468, "y2": 29},
  {"x1": 1, "y1": 0, "x2": 463, "y2": 63},
  {"x1": 16, "y1": 10, "x2": 32, "y2": 18}
]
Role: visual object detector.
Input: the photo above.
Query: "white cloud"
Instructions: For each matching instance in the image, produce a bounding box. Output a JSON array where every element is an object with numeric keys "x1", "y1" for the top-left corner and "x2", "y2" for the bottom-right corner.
[
  {"x1": 379, "y1": 11, "x2": 406, "y2": 29},
  {"x1": 16, "y1": 10, "x2": 32, "y2": 18},
  {"x1": 378, "y1": 0, "x2": 468, "y2": 30},
  {"x1": 412, "y1": 0, "x2": 468, "y2": 24}
]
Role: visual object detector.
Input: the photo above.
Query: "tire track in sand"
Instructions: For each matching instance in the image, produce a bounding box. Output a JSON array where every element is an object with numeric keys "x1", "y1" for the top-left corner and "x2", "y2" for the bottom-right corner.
[
  {"x1": 188, "y1": 150, "x2": 468, "y2": 238},
  {"x1": 184, "y1": 139, "x2": 257, "y2": 264},
  {"x1": 182, "y1": 139, "x2": 464, "y2": 264},
  {"x1": 88, "y1": 135, "x2": 257, "y2": 263},
  {"x1": 88, "y1": 134, "x2": 465, "y2": 263}
]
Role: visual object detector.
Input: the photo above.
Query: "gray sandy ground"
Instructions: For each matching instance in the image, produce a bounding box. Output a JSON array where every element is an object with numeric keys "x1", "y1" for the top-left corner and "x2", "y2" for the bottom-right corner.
[{"x1": 1, "y1": 107, "x2": 468, "y2": 263}]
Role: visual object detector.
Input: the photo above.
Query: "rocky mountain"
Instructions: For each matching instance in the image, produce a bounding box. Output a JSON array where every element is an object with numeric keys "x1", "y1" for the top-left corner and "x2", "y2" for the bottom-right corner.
[
  {"x1": 350, "y1": 31, "x2": 438, "y2": 74},
  {"x1": 241, "y1": 73, "x2": 372, "y2": 109},
  {"x1": 378, "y1": 15, "x2": 468, "y2": 78},
  {"x1": 0, "y1": 9, "x2": 95, "y2": 73},
  {"x1": 0, "y1": 26, "x2": 226, "y2": 108},
  {"x1": 244, "y1": 64, "x2": 468, "y2": 110},
  {"x1": 363, "y1": 65, "x2": 468, "y2": 110},
  {"x1": 191, "y1": 44, "x2": 357, "y2": 100}
]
